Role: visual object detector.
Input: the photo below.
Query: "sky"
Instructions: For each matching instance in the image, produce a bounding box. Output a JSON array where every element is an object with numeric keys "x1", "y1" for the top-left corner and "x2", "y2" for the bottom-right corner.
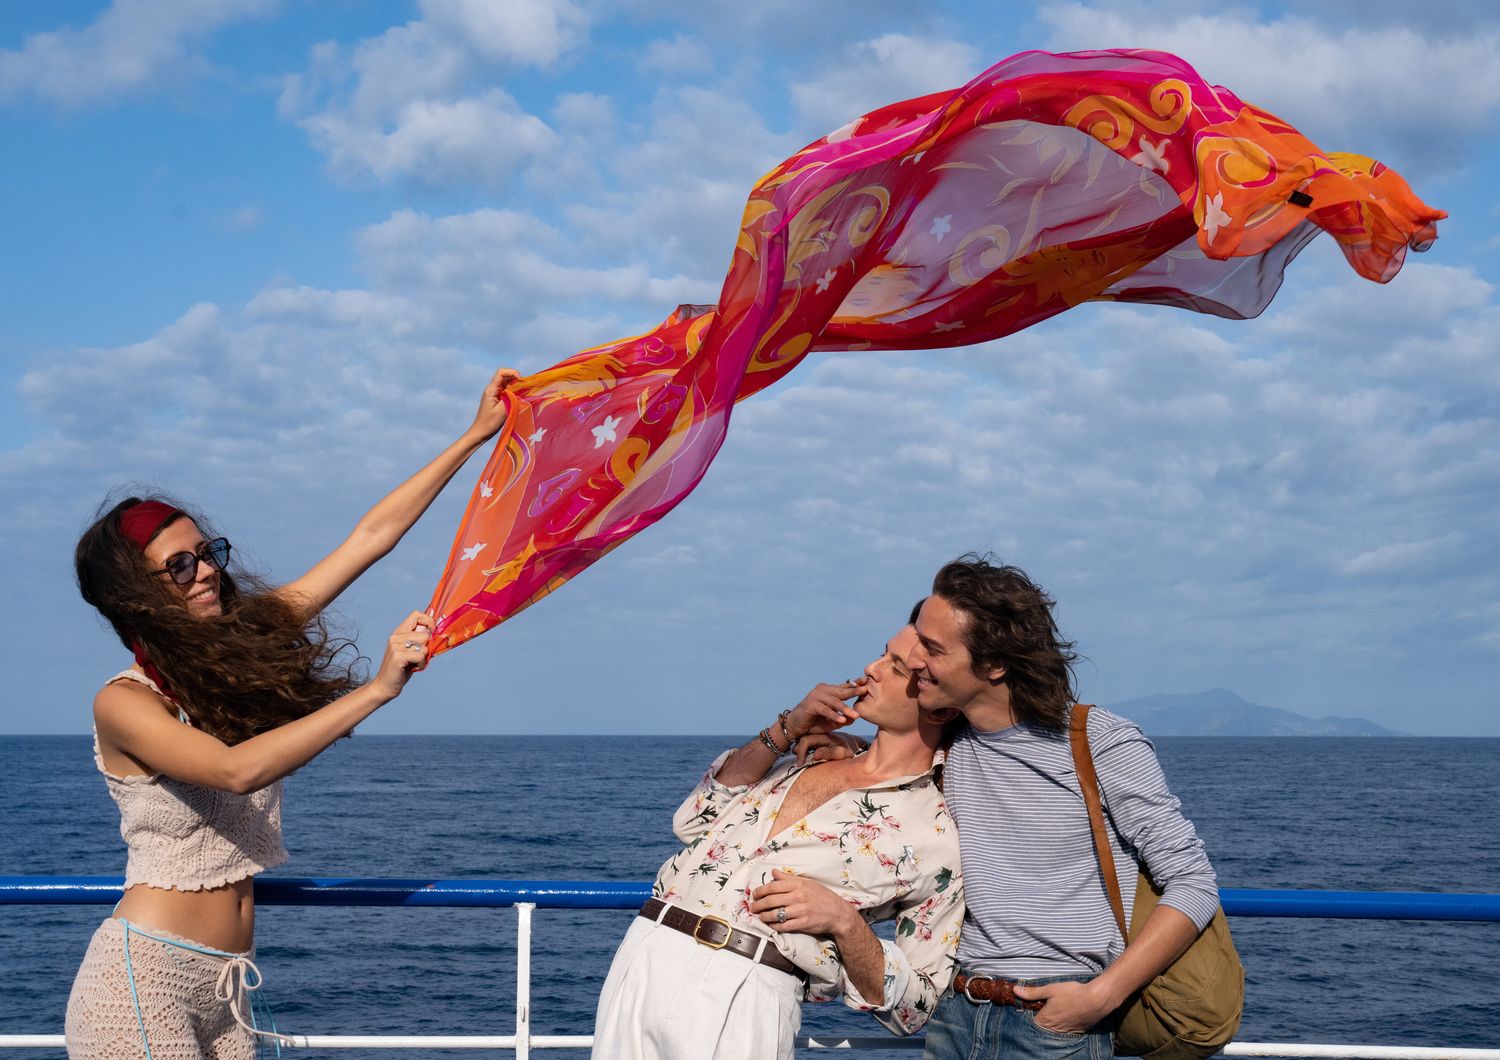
[{"x1": 2, "y1": 0, "x2": 1497, "y2": 737}]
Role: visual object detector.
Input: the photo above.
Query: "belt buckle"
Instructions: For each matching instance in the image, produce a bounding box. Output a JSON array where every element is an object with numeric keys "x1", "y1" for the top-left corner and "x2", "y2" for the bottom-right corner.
[
  {"x1": 962, "y1": 975, "x2": 992, "y2": 1004},
  {"x1": 692, "y1": 914, "x2": 732, "y2": 950}
]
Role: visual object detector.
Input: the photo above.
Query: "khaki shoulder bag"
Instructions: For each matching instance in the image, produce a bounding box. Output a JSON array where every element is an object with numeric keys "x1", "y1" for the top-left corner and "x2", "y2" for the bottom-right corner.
[{"x1": 1070, "y1": 704, "x2": 1244, "y2": 1060}]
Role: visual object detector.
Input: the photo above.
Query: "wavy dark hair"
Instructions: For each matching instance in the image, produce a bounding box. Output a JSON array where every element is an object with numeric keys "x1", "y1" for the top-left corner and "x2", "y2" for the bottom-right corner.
[
  {"x1": 76, "y1": 493, "x2": 363, "y2": 745},
  {"x1": 930, "y1": 555, "x2": 1078, "y2": 731}
]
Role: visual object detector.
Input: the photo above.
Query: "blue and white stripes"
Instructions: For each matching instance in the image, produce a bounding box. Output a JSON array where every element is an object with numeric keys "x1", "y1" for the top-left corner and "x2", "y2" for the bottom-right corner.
[{"x1": 945, "y1": 707, "x2": 1219, "y2": 979}]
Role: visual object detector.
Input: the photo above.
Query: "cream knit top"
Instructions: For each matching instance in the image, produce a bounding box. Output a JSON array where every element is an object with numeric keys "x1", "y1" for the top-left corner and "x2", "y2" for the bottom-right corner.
[{"x1": 96, "y1": 669, "x2": 288, "y2": 891}]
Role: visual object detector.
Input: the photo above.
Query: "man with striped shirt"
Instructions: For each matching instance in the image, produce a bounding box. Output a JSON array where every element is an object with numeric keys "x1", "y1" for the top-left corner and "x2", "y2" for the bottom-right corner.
[{"x1": 907, "y1": 556, "x2": 1220, "y2": 1060}]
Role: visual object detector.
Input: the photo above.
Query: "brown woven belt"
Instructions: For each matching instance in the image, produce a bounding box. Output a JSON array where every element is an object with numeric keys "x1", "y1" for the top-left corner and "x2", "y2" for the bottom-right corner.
[
  {"x1": 953, "y1": 974, "x2": 1045, "y2": 1010},
  {"x1": 640, "y1": 897, "x2": 804, "y2": 980}
]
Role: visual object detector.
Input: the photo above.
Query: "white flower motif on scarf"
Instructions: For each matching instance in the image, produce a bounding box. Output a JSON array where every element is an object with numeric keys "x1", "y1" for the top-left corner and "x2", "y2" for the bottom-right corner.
[
  {"x1": 1203, "y1": 192, "x2": 1232, "y2": 245},
  {"x1": 592, "y1": 415, "x2": 622, "y2": 448},
  {"x1": 1132, "y1": 136, "x2": 1170, "y2": 174}
]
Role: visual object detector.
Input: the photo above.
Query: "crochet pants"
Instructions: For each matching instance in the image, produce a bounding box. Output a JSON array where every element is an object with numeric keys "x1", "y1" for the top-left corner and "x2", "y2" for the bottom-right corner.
[{"x1": 65, "y1": 918, "x2": 258, "y2": 1060}]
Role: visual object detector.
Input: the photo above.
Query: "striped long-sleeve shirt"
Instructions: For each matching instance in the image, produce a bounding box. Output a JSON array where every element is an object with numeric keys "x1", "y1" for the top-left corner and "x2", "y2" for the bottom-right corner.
[{"x1": 946, "y1": 706, "x2": 1219, "y2": 978}]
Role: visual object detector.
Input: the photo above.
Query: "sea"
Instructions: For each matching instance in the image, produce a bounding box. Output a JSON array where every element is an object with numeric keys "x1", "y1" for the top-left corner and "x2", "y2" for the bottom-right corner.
[{"x1": 2, "y1": 735, "x2": 1497, "y2": 1057}]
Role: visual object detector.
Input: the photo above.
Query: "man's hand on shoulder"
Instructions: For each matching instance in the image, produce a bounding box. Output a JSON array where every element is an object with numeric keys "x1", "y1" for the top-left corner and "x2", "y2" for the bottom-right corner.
[{"x1": 795, "y1": 730, "x2": 868, "y2": 765}]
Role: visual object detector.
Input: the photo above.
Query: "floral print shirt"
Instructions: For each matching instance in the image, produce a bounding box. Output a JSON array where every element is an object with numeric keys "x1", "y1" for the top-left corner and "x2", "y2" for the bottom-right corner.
[{"x1": 653, "y1": 748, "x2": 964, "y2": 1035}]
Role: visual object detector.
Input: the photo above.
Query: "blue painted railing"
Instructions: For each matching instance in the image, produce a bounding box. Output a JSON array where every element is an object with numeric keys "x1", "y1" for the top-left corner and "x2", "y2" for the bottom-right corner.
[
  {"x1": 3, "y1": 877, "x2": 1499, "y2": 921},
  {"x1": 6, "y1": 878, "x2": 1500, "y2": 1056}
]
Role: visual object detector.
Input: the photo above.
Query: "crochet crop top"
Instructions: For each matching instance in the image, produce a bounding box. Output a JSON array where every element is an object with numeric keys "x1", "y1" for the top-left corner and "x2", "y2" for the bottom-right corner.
[{"x1": 95, "y1": 669, "x2": 288, "y2": 891}]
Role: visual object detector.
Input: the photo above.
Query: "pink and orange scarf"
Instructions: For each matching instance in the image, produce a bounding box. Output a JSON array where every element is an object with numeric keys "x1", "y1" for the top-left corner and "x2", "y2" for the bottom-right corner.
[{"x1": 425, "y1": 48, "x2": 1444, "y2": 657}]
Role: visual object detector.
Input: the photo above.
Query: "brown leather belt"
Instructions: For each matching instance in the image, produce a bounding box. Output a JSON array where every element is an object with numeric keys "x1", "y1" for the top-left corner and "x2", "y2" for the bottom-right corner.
[
  {"x1": 640, "y1": 897, "x2": 804, "y2": 980},
  {"x1": 953, "y1": 973, "x2": 1045, "y2": 1009}
]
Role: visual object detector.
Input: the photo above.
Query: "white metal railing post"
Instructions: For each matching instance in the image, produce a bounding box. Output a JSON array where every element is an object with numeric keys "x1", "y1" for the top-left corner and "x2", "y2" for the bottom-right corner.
[{"x1": 515, "y1": 902, "x2": 535, "y2": 1060}]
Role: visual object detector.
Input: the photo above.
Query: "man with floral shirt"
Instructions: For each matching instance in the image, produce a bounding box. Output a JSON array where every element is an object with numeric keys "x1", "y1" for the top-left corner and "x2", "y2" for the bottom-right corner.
[{"x1": 591, "y1": 624, "x2": 964, "y2": 1060}]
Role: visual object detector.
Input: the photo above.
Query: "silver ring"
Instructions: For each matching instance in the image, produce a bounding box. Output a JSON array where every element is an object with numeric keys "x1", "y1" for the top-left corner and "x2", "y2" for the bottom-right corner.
[
  {"x1": 776, "y1": 907, "x2": 787, "y2": 924},
  {"x1": 403, "y1": 640, "x2": 419, "y2": 650}
]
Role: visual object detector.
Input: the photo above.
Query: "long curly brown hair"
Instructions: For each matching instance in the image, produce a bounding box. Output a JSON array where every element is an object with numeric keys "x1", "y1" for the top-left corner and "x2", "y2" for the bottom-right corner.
[
  {"x1": 75, "y1": 493, "x2": 364, "y2": 745},
  {"x1": 931, "y1": 554, "x2": 1079, "y2": 732}
]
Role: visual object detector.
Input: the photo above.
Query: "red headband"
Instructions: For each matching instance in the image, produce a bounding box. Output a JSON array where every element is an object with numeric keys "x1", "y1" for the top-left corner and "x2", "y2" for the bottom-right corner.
[
  {"x1": 119, "y1": 501, "x2": 183, "y2": 550},
  {"x1": 120, "y1": 500, "x2": 188, "y2": 700}
]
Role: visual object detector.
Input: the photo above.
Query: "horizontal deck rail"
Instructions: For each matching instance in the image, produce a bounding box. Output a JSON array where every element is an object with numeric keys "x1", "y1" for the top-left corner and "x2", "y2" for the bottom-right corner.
[
  {"x1": 3, "y1": 1038, "x2": 1498, "y2": 1057},
  {"x1": 3, "y1": 877, "x2": 1497, "y2": 1056},
  {"x1": 4, "y1": 877, "x2": 1499, "y2": 920}
]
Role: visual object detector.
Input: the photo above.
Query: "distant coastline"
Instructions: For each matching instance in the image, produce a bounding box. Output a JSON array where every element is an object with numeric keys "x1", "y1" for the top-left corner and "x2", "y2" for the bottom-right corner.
[{"x1": 1106, "y1": 688, "x2": 1406, "y2": 737}]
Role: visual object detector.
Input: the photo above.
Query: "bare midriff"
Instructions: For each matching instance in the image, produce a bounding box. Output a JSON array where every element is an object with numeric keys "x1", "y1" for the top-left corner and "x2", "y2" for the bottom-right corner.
[{"x1": 113, "y1": 877, "x2": 256, "y2": 953}]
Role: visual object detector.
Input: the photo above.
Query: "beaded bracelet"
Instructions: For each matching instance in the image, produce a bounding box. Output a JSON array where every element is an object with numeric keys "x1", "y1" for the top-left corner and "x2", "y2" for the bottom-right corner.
[
  {"x1": 777, "y1": 709, "x2": 795, "y2": 749},
  {"x1": 758, "y1": 727, "x2": 787, "y2": 756}
]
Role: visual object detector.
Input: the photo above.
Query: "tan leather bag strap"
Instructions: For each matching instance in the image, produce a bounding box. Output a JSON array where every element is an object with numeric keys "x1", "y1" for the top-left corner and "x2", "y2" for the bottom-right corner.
[{"x1": 1070, "y1": 703, "x2": 1130, "y2": 941}]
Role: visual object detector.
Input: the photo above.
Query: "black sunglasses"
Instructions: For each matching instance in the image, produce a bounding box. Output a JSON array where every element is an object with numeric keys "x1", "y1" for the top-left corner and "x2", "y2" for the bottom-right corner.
[{"x1": 149, "y1": 538, "x2": 232, "y2": 586}]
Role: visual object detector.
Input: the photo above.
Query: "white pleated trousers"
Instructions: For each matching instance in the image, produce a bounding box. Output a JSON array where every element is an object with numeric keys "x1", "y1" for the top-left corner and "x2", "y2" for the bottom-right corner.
[{"x1": 592, "y1": 914, "x2": 802, "y2": 1060}]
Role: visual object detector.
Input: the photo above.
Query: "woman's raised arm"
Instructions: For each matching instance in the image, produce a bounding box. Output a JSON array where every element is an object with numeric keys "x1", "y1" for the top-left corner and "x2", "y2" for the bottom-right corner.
[
  {"x1": 95, "y1": 612, "x2": 433, "y2": 794},
  {"x1": 275, "y1": 367, "x2": 520, "y2": 620}
]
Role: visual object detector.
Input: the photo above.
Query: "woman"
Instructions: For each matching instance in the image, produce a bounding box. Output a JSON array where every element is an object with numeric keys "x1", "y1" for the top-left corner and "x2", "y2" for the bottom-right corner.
[{"x1": 63, "y1": 367, "x2": 518, "y2": 1059}]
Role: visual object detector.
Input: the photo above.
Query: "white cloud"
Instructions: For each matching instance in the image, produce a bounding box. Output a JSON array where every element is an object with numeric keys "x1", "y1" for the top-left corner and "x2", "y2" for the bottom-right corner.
[
  {"x1": 5, "y1": 303, "x2": 498, "y2": 530},
  {"x1": 614, "y1": 0, "x2": 924, "y2": 42},
  {"x1": 279, "y1": 0, "x2": 588, "y2": 188},
  {"x1": 300, "y1": 88, "x2": 558, "y2": 186},
  {"x1": 17, "y1": 303, "x2": 224, "y2": 434},
  {"x1": 562, "y1": 85, "x2": 796, "y2": 277},
  {"x1": 0, "y1": 0, "x2": 279, "y2": 107},
  {"x1": 243, "y1": 285, "x2": 424, "y2": 337},
  {"x1": 1040, "y1": 3, "x2": 1500, "y2": 177},
  {"x1": 1268, "y1": 262, "x2": 1493, "y2": 348},
  {"x1": 420, "y1": 0, "x2": 588, "y2": 67},
  {"x1": 292, "y1": 27, "x2": 463, "y2": 120},
  {"x1": 790, "y1": 34, "x2": 982, "y2": 135},
  {"x1": 1341, "y1": 536, "x2": 1459, "y2": 577},
  {"x1": 552, "y1": 91, "x2": 615, "y2": 139},
  {"x1": 226, "y1": 201, "x2": 704, "y2": 366},
  {"x1": 347, "y1": 208, "x2": 695, "y2": 341}
]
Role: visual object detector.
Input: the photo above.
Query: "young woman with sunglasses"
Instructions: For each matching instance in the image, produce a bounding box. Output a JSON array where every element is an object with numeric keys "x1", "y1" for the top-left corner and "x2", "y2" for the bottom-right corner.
[{"x1": 64, "y1": 367, "x2": 519, "y2": 1060}]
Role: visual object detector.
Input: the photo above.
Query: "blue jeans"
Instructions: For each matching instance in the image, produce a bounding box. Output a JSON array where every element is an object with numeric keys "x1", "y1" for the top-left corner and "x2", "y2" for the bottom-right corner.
[{"x1": 922, "y1": 975, "x2": 1114, "y2": 1060}]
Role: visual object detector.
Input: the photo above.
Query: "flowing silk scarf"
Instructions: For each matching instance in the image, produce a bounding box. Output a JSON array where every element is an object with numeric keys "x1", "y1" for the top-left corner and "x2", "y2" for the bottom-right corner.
[{"x1": 425, "y1": 48, "x2": 1444, "y2": 657}]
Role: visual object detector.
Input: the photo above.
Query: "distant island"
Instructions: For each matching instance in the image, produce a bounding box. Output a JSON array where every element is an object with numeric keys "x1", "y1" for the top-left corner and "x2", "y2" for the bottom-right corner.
[{"x1": 1105, "y1": 688, "x2": 1405, "y2": 737}]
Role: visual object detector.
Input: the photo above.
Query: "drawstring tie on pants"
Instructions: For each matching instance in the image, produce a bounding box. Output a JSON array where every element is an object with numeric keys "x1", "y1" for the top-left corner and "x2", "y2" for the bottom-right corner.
[{"x1": 214, "y1": 953, "x2": 298, "y2": 1052}]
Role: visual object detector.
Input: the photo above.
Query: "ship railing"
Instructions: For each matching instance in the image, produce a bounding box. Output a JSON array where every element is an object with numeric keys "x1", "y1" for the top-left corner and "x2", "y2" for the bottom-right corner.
[{"x1": 2, "y1": 878, "x2": 1497, "y2": 1057}]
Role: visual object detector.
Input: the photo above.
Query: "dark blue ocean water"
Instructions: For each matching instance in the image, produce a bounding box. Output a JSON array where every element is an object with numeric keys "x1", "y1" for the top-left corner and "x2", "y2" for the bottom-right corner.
[{"x1": 2, "y1": 735, "x2": 1498, "y2": 1056}]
